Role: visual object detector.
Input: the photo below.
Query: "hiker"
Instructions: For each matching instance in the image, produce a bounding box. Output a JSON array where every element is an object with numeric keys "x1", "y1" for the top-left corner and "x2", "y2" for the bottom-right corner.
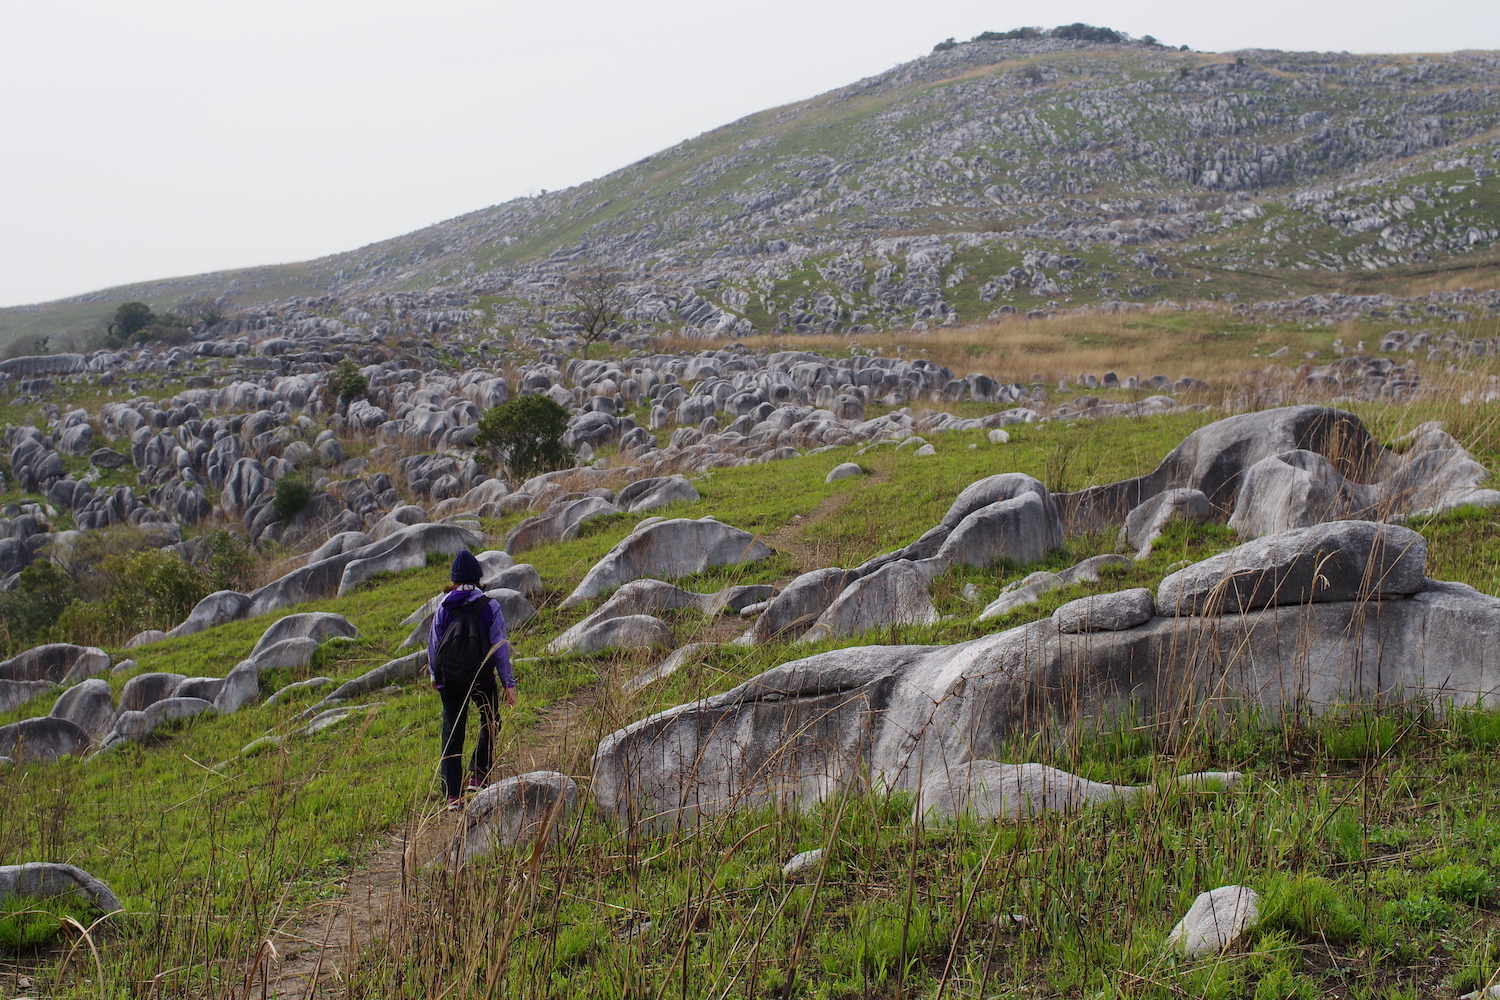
[{"x1": 429, "y1": 549, "x2": 516, "y2": 811}]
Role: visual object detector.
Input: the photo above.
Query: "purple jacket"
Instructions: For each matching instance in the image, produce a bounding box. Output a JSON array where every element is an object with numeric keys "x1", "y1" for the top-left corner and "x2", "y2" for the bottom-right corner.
[{"x1": 427, "y1": 587, "x2": 513, "y2": 689}]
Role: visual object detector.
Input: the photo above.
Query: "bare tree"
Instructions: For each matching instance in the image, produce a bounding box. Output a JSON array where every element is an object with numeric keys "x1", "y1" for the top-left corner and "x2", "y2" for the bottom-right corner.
[{"x1": 565, "y1": 268, "x2": 628, "y2": 358}]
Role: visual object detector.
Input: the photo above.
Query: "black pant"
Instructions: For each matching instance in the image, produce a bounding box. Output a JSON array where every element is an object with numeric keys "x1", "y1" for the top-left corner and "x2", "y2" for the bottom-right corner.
[{"x1": 438, "y1": 672, "x2": 499, "y2": 798}]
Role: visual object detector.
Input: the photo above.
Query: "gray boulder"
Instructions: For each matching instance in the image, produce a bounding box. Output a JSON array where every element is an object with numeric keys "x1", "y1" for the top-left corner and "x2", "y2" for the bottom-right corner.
[
  {"x1": 108, "y1": 697, "x2": 214, "y2": 744},
  {"x1": 249, "y1": 637, "x2": 320, "y2": 671},
  {"x1": 1166, "y1": 886, "x2": 1261, "y2": 958},
  {"x1": 559, "y1": 615, "x2": 674, "y2": 654},
  {"x1": 914, "y1": 761, "x2": 1240, "y2": 821},
  {"x1": 941, "y1": 473, "x2": 1063, "y2": 548},
  {"x1": 624, "y1": 643, "x2": 717, "y2": 695},
  {"x1": 449, "y1": 771, "x2": 579, "y2": 863},
  {"x1": 119, "y1": 672, "x2": 187, "y2": 712},
  {"x1": 0, "y1": 644, "x2": 110, "y2": 684},
  {"x1": 250, "y1": 613, "x2": 360, "y2": 657},
  {"x1": 88, "y1": 448, "x2": 129, "y2": 469},
  {"x1": 315, "y1": 650, "x2": 429, "y2": 708},
  {"x1": 549, "y1": 580, "x2": 774, "y2": 653},
  {"x1": 1119, "y1": 488, "x2": 1212, "y2": 558},
  {"x1": 591, "y1": 536, "x2": 1488, "y2": 828},
  {"x1": 172, "y1": 677, "x2": 226, "y2": 702},
  {"x1": 1053, "y1": 589, "x2": 1156, "y2": 633},
  {"x1": 49, "y1": 679, "x2": 115, "y2": 741},
  {"x1": 0, "y1": 717, "x2": 91, "y2": 763},
  {"x1": 933, "y1": 492, "x2": 1059, "y2": 569},
  {"x1": 825, "y1": 462, "x2": 863, "y2": 484},
  {"x1": 800, "y1": 560, "x2": 939, "y2": 643},
  {"x1": 503, "y1": 497, "x2": 621, "y2": 556},
  {"x1": 739, "y1": 567, "x2": 858, "y2": 645},
  {"x1": 168, "y1": 590, "x2": 252, "y2": 638},
  {"x1": 335, "y1": 523, "x2": 483, "y2": 597},
  {"x1": 562, "y1": 517, "x2": 771, "y2": 607},
  {"x1": 0, "y1": 863, "x2": 120, "y2": 913},
  {"x1": 0, "y1": 679, "x2": 58, "y2": 715},
  {"x1": 214, "y1": 660, "x2": 261, "y2": 714},
  {"x1": 400, "y1": 588, "x2": 535, "y2": 650},
  {"x1": 484, "y1": 562, "x2": 541, "y2": 597},
  {"x1": 975, "y1": 571, "x2": 1063, "y2": 623},
  {"x1": 624, "y1": 476, "x2": 700, "y2": 514},
  {"x1": 1227, "y1": 451, "x2": 1375, "y2": 539},
  {"x1": 1158, "y1": 520, "x2": 1426, "y2": 616}
]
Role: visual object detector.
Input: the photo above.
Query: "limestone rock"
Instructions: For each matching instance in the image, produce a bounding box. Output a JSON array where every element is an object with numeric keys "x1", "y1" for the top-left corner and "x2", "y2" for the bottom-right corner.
[
  {"x1": 1158, "y1": 520, "x2": 1426, "y2": 615},
  {"x1": 249, "y1": 636, "x2": 320, "y2": 671},
  {"x1": 559, "y1": 615, "x2": 674, "y2": 654},
  {"x1": 800, "y1": 560, "x2": 939, "y2": 642},
  {"x1": 120, "y1": 672, "x2": 187, "y2": 712},
  {"x1": 563, "y1": 517, "x2": 770, "y2": 607},
  {"x1": 825, "y1": 462, "x2": 864, "y2": 484},
  {"x1": 782, "y1": 849, "x2": 823, "y2": 877},
  {"x1": 0, "y1": 644, "x2": 110, "y2": 684},
  {"x1": 549, "y1": 580, "x2": 773, "y2": 653},
  {"x1": 168, "y1": 590, "x2": 252, "y2": 638},
  {"x1": 504, "y1": 497, "x2": 621, "y2": 555},
  {"x1": 450, "y1": 771, "x2": 579, "y2": 863},
  {"x1": 624, "y1": 643, "x2": 716, "y2": 694},
  {"x1": 1053, "y1": 588, "x2": 1155, "y2": 633},
  {"x1": 251, "y1": 613, "x2": 360, "y2": 657},
  {"x1": 0, "y1": 863, "x2": 121, "y2": 913},
  {"x1": 623, "y1": 475, "x2": 700, "y2": 514},
  {"x1": 740, "y1": 567, "x2": 859, "y2": 645},
  {"x1": 49, "y1": 679, "x2": 115, "y2": 742},
  {"x1": 1165, "y1": 886, "x2": 1261, "y2": 957},
  {"x1": 934, "y1": 492, "x2": 1059, "y2": 569},
  {"x1": 0, "y1": 717, "x2": 91, "y2": 762},
  {"x1": 0, "y1": 679, "x2": 58, "y2": 715},
  {"x1": 1119, "y1": 488, "x2": 1211, "y2": 558},
  {"x1": 108, "y1": 697, "x2": 214, "y2": 744},
  {"x1": 914, "y1": 761, "x2": 1241, "y2": 821}
]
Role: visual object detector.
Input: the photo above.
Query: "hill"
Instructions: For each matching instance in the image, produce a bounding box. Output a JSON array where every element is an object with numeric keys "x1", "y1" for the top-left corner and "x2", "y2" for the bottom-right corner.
[{"x1": 3, "y1": 34, "x2": 1499, "y2": 350}]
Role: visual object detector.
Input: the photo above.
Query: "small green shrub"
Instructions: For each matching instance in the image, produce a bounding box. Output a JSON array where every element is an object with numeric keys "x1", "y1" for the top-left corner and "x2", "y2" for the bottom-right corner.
[
  {"x1": 1430, "y1": 863, "x2": 1493, "y2": 905},
  {"x1": 0, "y1": 559, "x2": 80, "y2": 655},
  {"x1": 473, "y1": 395, "x2": 574, "y2": 480},
  {"x1": 53, "y1": 548, "x2": 210, "y2": 646},
  {"x1": 327, "y1": 358, "x2": 368, "y2": 402},
  {"x1": 205, "y1": 529, "x2": 254, "y2": 592},
  {"x1": 272, "y1": 475, "x2": 315, "y2": 521},
  {"x1": 1384, "y1": 890, "x2": 1455, "y2": 928},
  {"x1": 1259, "y1": 873, "x2": 1362, "y2": 942}
]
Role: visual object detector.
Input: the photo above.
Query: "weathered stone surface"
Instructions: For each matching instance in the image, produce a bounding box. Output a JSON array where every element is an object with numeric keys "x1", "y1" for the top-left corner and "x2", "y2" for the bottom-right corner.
[
  {"x1": 0, "y1": 863, "x2": 121, "y2": 913},
  {"x1": 484, "y1": 562, "x2": 542, "y2": 597},
  {"x1": 933, "y1": 492, "x2": 1058, "y2": 569},
  {"x1": 549, "y1": 580, "x2": 774, "y2": 653},
  {"x1": 782, "y1": 849, "x2": 824, "y2": 877},
  {"x1": 263, "y1": 676, "x2": 334, "y2": 708},
  {"x1": 214, "y1": 661, "x2": 261, "y2": 714},
  {"x1": 1166, "y1": 886, "x2": 1261, "y2": 957},
  {"x1": 0, "y1": 679, "x2": 58, "y2": 715},
  {"x1": 1158, "y1": 520, "x2": 1426, "y2": 615},
  {"x1": 317, "y1": 650, "x2": 429, "y2": 708},
  {"x1": 560, "y1": 615, "x2": 674, "y2": 654},
  {"x1": 592, "y1": 546, "x2": 1498, "y2": 827},
  {"x1": 800, "y1": 560, "x2": 939, "y2": 642},
  {"x1": 168, "y1": 590, "x2": 252, "y2": 638},
  {"x1": 624, "y1": 643, "x2": 716, "y2": 695},
  {"x1": 109, "y1": 698, "x2": 215, "y2": 743},
  {"x1": 504, "y1": 497, "x2": 621, "y2": 555},
  {"x1": 563, "y1": 517, "x2": 770, "y2": 607},
  {"x1": 450, "y1": 771, "x2": 579, "y2": 863},
  {"x1": 941, "y1": 473, "x2": 1063, "y2": 548},
  {"x1": 172, "y1": 677, "x2": 225, "y2": 702},
  {"x1": 335, "y1": 523, "x2": 484, "y2": 597},
  {"x1": 0, "y1": 644, "x2": 110, "y2": 684},
  {"x1": 400, "y1": 588, "x2": 535, "y2": 650},
  {"x1": 249, "y1": 636, "x2": 320, "y2": 671},
  {"x1": 622, "y1": 475, "x2": 700, "y2": 514},
  {"x1": 251, "y1": 613, "x2": 360, "y2": 657},
  {"x1": 120, "y1": 672, "x2": 187, "y2": 712},
  {"x1": 0, "y1": 717, "x2": 91, "y2": 763},
  {"x1": 1053, "y1": 589, "x2": 1156, "y2": 633},
  {"x1": 975, "y1": 571, "x2": 1063, "y2": 622},
  {"x1": 914, "y1": 761, "x2": 1240, "y2": 821},
  {"x1": 1119, "y1": 488, "x2": 1212, "y2": 558},
  {"x1": 825, "y1": 462, "x2": 863, "y2": 484},
  {"x1": 740, "y1": 567, "x2": 859, "y2": 645},
  {"x1": 49, "y1": 679, "x2": 115, "y2": 741}
]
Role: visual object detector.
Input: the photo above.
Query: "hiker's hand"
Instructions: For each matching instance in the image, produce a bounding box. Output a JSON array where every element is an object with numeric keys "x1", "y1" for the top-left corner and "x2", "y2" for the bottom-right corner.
[{"x1": 504, "y1": 687, "x2": 517, "y2": 707}]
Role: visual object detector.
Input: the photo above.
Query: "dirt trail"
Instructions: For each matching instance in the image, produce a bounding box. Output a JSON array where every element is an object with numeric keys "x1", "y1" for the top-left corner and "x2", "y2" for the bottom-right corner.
[
  {"x1": 261, "y1": 484, "x2": 869, "y2": 996},
  {"x1": 263, "y1": 684, "x2": 606, "y2": 998}
]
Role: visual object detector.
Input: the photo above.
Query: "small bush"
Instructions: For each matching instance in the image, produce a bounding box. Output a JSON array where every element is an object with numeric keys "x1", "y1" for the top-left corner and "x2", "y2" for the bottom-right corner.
[
  {"x1": 0, "y1": 559, "x2": 81, "y2": 656},
  {"x1": 272, "y1": 475, "x2": 315, "y2": 521},
  {"x1": 1050, "y1": 22, "x2": 1123, "y2": 42},
  {"x1": 54, "y1": 548, "x2": 210, "y2": 645},
  {"x1": 327, "y1": 358, "x2": 368, "y2": 403},
  {"x1": 1429, "y1": 863, "x2": 1493, "y2": 905},
  {"x1": 1259, "y1": 874, "x2": 1362, "y2": 942},
  {"x1": 473, "y1": 395, "x2": 574, "y2": 480},
  {"x1": 205, "y1": 529, "x2": 254, "y2": 592},
  {"x1": 1384, "y1": 890, "x2": 1455, "y2": 928}
]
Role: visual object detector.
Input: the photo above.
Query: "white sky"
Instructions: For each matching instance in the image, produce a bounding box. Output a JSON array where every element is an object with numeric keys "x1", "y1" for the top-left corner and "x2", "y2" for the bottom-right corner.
[{"x1": 1, "y1": 0, "x2": 1495, "y2": 307}]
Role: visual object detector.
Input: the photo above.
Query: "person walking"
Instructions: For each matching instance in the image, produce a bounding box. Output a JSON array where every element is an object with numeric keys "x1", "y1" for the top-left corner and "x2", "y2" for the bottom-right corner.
[{"x1": 429, "y1": 549, "x2": 516, "y2": 811}]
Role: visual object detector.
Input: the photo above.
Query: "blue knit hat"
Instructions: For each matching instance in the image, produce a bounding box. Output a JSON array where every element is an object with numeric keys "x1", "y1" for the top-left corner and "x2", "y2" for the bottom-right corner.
[{"x1": 450, "y1": 549, "x2": 482, "y2": 584}]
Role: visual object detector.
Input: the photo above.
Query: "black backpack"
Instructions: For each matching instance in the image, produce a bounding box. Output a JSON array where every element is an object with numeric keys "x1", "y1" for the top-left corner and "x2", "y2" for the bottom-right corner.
[{"x1": 434, "y1": 599, "x2": 490, "y2": 690}]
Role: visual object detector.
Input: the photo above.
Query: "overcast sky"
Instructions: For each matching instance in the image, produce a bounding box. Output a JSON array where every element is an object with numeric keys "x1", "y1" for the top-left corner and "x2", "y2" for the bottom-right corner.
[{"x1": 1, "y1": 0, "x2": 1495, "y2": 307}]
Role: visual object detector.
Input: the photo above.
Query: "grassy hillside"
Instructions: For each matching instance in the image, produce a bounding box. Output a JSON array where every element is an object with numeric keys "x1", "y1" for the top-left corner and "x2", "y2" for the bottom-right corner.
[{"x1": 3, "y1": 370, "x2": 1500, "y2": 994}]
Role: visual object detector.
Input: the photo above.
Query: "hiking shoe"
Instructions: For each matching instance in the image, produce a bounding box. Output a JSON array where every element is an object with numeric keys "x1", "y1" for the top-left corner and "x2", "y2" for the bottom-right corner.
[
  {"x1": 466, "y1": 777, "x2": 484, "y2": 795},
  {"x1": 446, "y1": 796, "x2": 465, "y2": 812}
]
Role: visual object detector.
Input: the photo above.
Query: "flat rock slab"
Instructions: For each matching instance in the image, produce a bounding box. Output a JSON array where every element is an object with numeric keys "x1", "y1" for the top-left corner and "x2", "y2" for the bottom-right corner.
[
  {"x1": 450, "y1": 771, "x2": 579, "y2": 863},
  {"x1": 0, "y1": 863, "x2": 121, "y2": 914},
  {"x1": 915, "y1": 761, "x2": 1241, "y2": 821},
  {"x1": 1158, "y1": 519, "x2": 1426, "y2": 616},
  {"x1": 624, "y1": 643, "x2": 716, "y2": 695},
  {"x1": 1166, "y1": 885, "x2": 1261, "y2": 957},
  {"x1": 563, "y1": 517, "x2": 770, "y2": 607},
  {"x1": 561, "y1": 615, "x2": 674, "y2": 654}
]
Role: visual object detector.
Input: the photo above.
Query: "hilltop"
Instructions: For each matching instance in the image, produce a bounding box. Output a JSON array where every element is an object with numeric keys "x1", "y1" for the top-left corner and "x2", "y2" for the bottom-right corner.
[{"x1": 3, "y1": 33, "x2": 1499, "y2": 351}]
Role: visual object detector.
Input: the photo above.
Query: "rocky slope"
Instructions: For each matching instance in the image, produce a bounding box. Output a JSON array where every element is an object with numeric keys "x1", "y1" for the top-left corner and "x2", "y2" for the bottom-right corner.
[{"x1": 4, "y1": 36, "x2": 1499, "y2": 347}]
